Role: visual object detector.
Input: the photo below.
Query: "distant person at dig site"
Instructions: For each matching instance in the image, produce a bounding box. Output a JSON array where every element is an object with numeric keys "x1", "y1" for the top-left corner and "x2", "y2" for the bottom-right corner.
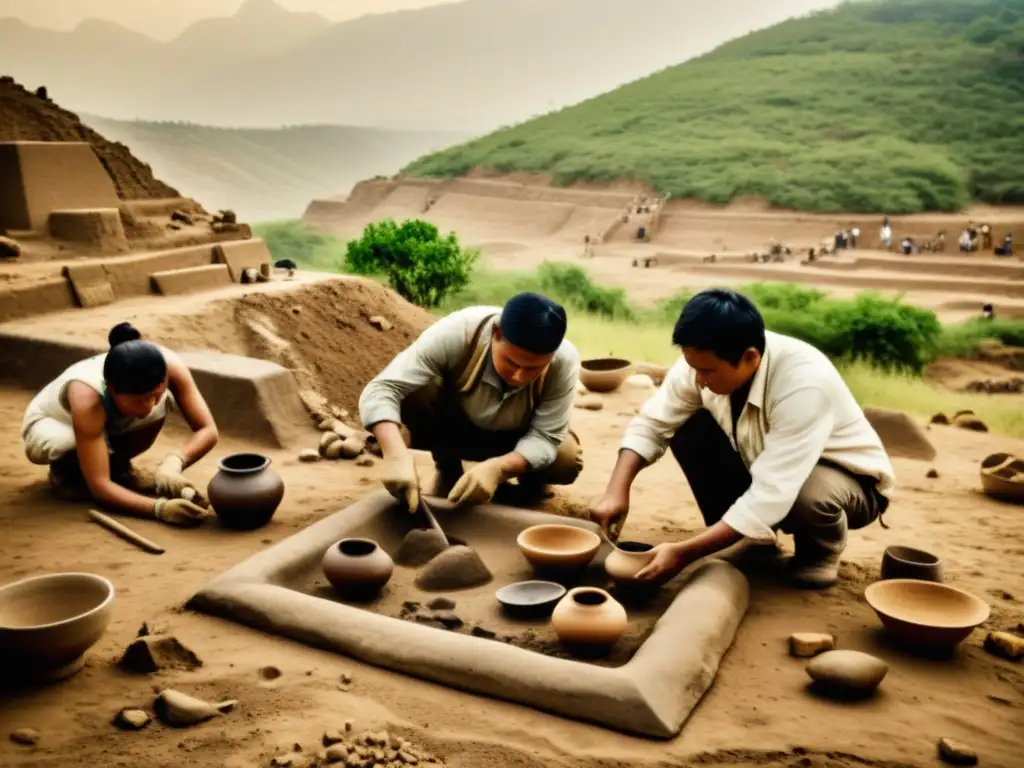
[{"x1": 360, "y1": 286, "x2": 894, "y2": 590}]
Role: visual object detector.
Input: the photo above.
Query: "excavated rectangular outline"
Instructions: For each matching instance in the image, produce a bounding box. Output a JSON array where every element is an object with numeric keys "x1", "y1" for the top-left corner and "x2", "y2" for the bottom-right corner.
[{"x1": 186, "y1": 491, "x2": 750, "y2": 738}]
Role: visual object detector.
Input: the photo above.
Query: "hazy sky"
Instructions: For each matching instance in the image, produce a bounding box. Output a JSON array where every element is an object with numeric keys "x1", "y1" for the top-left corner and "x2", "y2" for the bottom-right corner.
[{"x1": 0, "y1": 0, "x2": 451, "y2": 39}]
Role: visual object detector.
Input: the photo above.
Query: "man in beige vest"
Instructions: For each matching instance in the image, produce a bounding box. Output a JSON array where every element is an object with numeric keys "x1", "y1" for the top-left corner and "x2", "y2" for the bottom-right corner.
[{"x1": 359, "y1": 292, "x2": 583, "y2": 511}]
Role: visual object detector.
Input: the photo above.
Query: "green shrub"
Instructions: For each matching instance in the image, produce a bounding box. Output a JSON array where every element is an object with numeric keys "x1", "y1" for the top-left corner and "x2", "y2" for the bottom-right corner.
[
  {"x1": 535, "y1": 263, "x2": 635, "y2": 320},
  {"x1": 344, "y1": 218, "x2": 479, "y2": 308}
]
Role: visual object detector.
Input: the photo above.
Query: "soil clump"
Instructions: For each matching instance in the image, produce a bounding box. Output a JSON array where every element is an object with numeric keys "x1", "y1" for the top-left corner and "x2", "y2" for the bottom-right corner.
[
  {"x1": 414, "y1": 545, "x2": 493, "y2": 591},
  {"x1": 395, "y1": 528, "x2": 448, "y2": 567}
]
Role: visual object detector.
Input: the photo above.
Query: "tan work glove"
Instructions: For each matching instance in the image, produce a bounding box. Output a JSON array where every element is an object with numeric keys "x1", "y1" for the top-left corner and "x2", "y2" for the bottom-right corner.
[
  {"x1": 153, "y1": 453, "x2": 193, "y2": 498},
  {"x1": 154, "y1": 497, "x2": 207, "y2": 527},
  {"x1": 379, "y1": 452, "x2": 420, "y2": 512},
  {"x1": 447, "y1": 457, "x2": 506, "y2": 508}
]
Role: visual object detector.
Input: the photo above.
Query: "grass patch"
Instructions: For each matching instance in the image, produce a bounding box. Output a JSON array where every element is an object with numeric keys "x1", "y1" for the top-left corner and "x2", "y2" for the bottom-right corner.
[{"x1": 403, "y1": 0, "x2": 1024, "y2": 213}]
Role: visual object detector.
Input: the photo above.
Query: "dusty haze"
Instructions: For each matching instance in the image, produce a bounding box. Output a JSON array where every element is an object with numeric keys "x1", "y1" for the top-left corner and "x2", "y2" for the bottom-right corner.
[{"x1": 0, "y1": 0, "x2": 451, "y2": 39}]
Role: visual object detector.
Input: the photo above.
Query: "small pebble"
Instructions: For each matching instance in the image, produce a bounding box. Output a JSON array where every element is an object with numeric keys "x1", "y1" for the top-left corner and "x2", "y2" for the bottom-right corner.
[
  {"x1": 471, "y1": 626, "x2": 497, "y2": 640},
  {"x1": 344, "y1": 719, "x2": 354, "y2": 732},
  {"x1": 340, "y1": 672, "x2": 353, "y2": 685},
  {"x1": 270, "y1": 755, "x2": 295, "y2": 767},
  {"x1": 113, "y1": 708, "x2": 151, "y2": 730},
  {"x1": 355, "y1": 455, "x2": 375, "y2": 467},
  {"x1": 574, "y1": 396, "x2": 603, "y2": 411},
  {"x1": 926, "y1": 468, "x2": 939, "y2": 479},
  {"x1": 323, "y1": 729, "x2": 345, "y2": 746},
  {"x1": 789, "y1": 632, "x2": 836, "y2": 658},
  {"x1": 806, "y1": 650, "x2": 888, "y2": 695},
  {"x1": 324, "y1": 744, "x2": 348, "y2": 763},
  {"x1": 427, "y1": 597, "x2": 455, "y2": 611},
  {"x1": 10, "y1": 728, "x2": 39, "y2": 746},
  {"x1": 298, "y1": 449, "x2": 321, "y2": 463},
  {"x1": 984, "y1": 631, "x2": 1024, "y2": 660},
  {"x1": 938, "y1": 737, "x2": 978, "y2": 765},
  {"x1": 369, "y1": 315, "x2": 393, "y2": 331}
]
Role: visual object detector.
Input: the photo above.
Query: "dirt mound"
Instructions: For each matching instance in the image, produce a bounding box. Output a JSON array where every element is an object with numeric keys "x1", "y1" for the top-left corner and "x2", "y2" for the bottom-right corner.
[
  {"x1": 0, "y1": 76, "x2": 179, "y2": 201},
  {"x1": 233, "y1": 278, "x2": 434, "y2": 417},
  {"x1": 863, "y1": 406, "x2": 937, "y2": 462}
]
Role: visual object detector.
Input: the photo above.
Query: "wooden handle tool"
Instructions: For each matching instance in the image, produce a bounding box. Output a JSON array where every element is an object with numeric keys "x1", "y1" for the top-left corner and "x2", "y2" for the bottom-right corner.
[{"x1": 88, "y1": 509, "x2": 165, "y2": 555}]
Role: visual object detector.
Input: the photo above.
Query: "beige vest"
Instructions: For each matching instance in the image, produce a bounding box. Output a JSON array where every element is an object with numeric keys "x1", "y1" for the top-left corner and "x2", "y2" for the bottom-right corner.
[{"x1": 449, "y1": 312, "x2": 549, "y2": 431}]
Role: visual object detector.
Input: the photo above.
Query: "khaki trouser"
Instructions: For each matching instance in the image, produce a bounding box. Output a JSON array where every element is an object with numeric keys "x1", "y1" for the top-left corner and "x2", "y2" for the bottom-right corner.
[
  {"x1": 399, "y1": 380, "x2": 583, "y2": 487},
  {"x1": 670, "y1": 409, "x2": 885, "y2": 557}
]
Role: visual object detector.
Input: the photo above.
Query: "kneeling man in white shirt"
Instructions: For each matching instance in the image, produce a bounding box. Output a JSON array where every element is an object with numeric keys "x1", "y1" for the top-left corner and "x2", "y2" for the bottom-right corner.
[{"x1": 590, "y1": 289, "x2": 895, "y2": 588}]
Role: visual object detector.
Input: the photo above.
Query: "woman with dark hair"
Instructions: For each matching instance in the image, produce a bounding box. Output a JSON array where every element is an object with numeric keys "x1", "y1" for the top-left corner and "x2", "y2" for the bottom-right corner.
[{"x1": 21, "y1": 322, "x2": 219, "y2": 526}]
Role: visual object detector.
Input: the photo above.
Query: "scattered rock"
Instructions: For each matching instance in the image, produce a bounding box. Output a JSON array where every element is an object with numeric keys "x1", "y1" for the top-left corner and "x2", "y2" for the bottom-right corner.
[
  {"x1": 398, "y1": 750, "x2": 420, "y2": 764},
  {"x1": 862, "y1": 407, "x2": 936, "y2": 461},
  {"x1": 395, "y1": 528, "x2": 448, "y2": 567},
  {"x1": 153, "y1": 689, "x2": 237, "y2": 727},
  {"x1": 324, "y1": 744, "x2": 348, "y2": 762},
  {"x1": 215, "y1": 208, "x2": 237, "y2": 225},
  {"x1": 270, "y1": 755, "x2": 296, "y2": 767},
  {"x1": 119, "y1": 633, "x2": 202, "y2": 674},
  {"x1": 953, "y1": 412, "x2": 988, "y2": 432},
  {"x1": 400, "y1": 601, "x2": 422, "y2": 615},
  {"x1": 414, "y1": 611, "x2": 464, "y2": 631},
  {"x1": 984, "y1": 631, "x2": 1024, "y2": 660},
  {"x1": 324, "y1": 435, "x2": 364, "y2": 460},
  {"x1": 574, "y1": 396, "x2": 604, "y2": 411},
  {"x1": 938, "y1": 737, "x2": 978, "y2": 765},
  {"x1": 320, "y1": 431, "x2": 342, "y2": 452},
  {"x1": 926, "y1": 468, "x2": 939, "y2": 479},
  {"x1": 298, "y1": 449, "x2": 321, "y2": 463},
  {"x1": 323, "y1": 729, "x2": 346, "y2": 746},
  {"x1": 340, "y1": 672, "x2": 353, "y2": 686},
  {"x1": 369, "y1": 315, "x2": 393, "y2": 332},
  {"x1": 471, "y1": 626, "x2": 497, "y2": 640},
  {"x1": 806, "y1": 650, "x2": 888, "y2": 695},
  {"x1": 112, "y1": 708, "x2": 152, "y2": 730},
  {"x1": 789, "y1": 632, "x2": 836, "y2": 658},
  {"x1": 355, "y1": 455, "x2": 375, "y2": 467},
  {"x1": 170, "y1": 210, "x2": 194, "y2": 226},
  {"x1": 625, "y1": 374, "x2": 655, "y2": 389},
  {"x1": 259, "y1": 665, "x2": 283, "y2": 681},
  {"x1": 930, "y1": 412, "x2": 950, "y2": 425},
  {"x1": 415, "y1": 545, "x2": 492, "y2": 591},
  {"x1": 345, "y1": 719, "x2": 355, "y2": 732},
  {"x1": 0, "y1": 235, "x2": 21, "y2": 259},
  {"x1": 427, "y1": 597, "x2": 456, "y2": 611},
  {"x1": 10, "y1": 728, "x2": 39, "y2": 746},
  {"x1": 241, "y1": 267, "x2": 261, "y2": 283}
]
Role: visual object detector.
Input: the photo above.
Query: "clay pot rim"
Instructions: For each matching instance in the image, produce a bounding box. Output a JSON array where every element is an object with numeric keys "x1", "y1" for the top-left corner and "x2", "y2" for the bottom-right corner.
[
  {"x1": 334, "y1": 538, "x2": 381, "y2": 558},
  {"x1": 217, "y1": 452, "x2": 271, "y2": 475},
  {"x1": 883, "y1": 545, "x2": 940, "y2": 567},
  {"x1": 516, "y1": 524, "x2": 601, "y2": 555},
  {"x1": 580, "y1": 357, "x2": 632, "y2": 372},
  {"x1": 566, "y1": 586, "x2": 612, "y2": 606},
  {"x1": 864, "y1": 579, "x2": 990, "y2": 629},
  {"x1": 0, "y1": 572, "x2": 115, "y2": 632},
  {"x1": 615, "y1": 540, "x2": 654, "y2": 554}
]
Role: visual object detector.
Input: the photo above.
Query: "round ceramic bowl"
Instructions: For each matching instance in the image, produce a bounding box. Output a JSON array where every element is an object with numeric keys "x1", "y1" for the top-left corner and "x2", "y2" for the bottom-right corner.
[
  {"x1": 579, "y1": 358, "x2": 633, "y2": 393},
  {"x1": 517, "y1": 524, "x2": 601, "y2": 572},
  {"x1": 0, "y1": 572, "x2": 115, "y2": 682},
  {"x1": 495, "y1": 580, "x2": 567, "y2": 620},
  {"x1": 864, "y1": 579, "x2": 990, "y2": 651},
  {"x1": 880, "y1": 545, "x2": 944, "y2": 582},
  {"x1": 980, "y1": 452, "x2": 1024, "y2": 504}
]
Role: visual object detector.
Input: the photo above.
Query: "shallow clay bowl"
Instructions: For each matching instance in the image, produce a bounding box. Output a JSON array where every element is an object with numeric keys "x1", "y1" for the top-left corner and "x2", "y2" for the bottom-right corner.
[
  {"x1": 517, "y1": 524, "x2": 601, "y2": 572},
  {"x1": 579, "y1": 358, "x2": 634, "y2": 393},
  {"x1": 880, "y1": 545, "x2": 943, "y2": 582},
  {"x1": 864, "y1": 579, "x2": 990, "y2": 651},
  {"x1": 980, "y1": 452, "x2": 1024, "y2": 504},
  {"x1": 0, "y1": 573, "x2": 115, "y2": 682},
  {"x1": 496, "y1": 580, "x2": 567, "y2": 620}
]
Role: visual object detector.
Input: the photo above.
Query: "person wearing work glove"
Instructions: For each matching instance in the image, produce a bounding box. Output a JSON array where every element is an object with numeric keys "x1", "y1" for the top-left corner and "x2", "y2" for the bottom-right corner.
[
  {"x1": 21, "y1": 321, "x2": 220, "y2": 525},
  {"x1": 360, "y1": 292, "x2": 583, "y2": 512}
]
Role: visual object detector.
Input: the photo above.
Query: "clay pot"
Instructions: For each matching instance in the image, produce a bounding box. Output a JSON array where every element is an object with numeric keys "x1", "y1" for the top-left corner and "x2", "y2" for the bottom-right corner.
[
  {"x1": 579, "y1": 358, "x2": 634, "y2": 393},
  {"x1": 880, "y1": 545, "x2": 943, "y2": 582},
  {"x1": 551, "y1": 587, "x2": 628, "y2": 647},
  {"x1": 980, "y1": 452, "x2": 1024, "y2": 504},
  {"x1": 864, "y1": 579, "x2": 990, "y2": 651},
  {"x1": 516, "y1": 524, "x2": 601, "y2": 573},
  {"x1": 322, "y1": 538, "x2": 394, "y2": 601},
  {"x1": 0, "y1": 573, "x2": 115, "y2": 683},
  {"x1": 207, "y1": 453, "x2": 285, "y2": 530},
  {"x1": 604, "y1": 541, "x2": 655, "y2": 582}
]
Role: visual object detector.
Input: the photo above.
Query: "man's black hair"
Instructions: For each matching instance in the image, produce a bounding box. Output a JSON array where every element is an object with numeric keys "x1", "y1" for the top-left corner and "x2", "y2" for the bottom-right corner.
[
  {"x1": 672, "y1": 289, "x2": 766, "y2": 366},
  {"x1": 499, "y1": 292, "x2": 567, "y2": 355}
]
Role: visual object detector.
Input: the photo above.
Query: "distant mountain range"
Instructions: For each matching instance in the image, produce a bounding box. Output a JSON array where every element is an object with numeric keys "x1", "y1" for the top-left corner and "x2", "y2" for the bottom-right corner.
[
  {"x1": 1, "y1": 0, "x2": 839, "y2": 131},
  {"x1": 83, "y1": 114, "x2": 468, "y2": 222}
]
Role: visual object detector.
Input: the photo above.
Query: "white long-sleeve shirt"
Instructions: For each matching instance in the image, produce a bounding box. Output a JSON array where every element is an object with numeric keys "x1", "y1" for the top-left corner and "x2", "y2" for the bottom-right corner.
[{"x1": 621, "y1": 331, "x2": 895, "y2": 540}]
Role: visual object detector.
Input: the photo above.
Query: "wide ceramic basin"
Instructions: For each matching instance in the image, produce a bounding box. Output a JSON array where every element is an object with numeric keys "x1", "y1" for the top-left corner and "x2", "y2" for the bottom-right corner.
[
  {"x1": 517, "y1": 524, "x2": 601, "y2": 571},
  {"x1": 864, "y1": 579, "x2": 989, "y2": 650}
]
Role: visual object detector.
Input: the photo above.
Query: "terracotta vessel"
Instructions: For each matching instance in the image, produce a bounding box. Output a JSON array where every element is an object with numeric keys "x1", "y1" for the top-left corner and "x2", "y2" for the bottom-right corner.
[
  {"x1": 864, "y1": 579, "x2": 989, "y2": 651},
  {"x1": 579, "y1": 358, "x2": 634, "y2": 393},
  {"x1": 551, "y1": 587, "x2": 628, "y2": 646},
  {"x1": 207, "y1": 453, "x2": 285, "y2": 530},
  {"x1": 517, "y1": 524, "x2": 601, "y2": 573},
  {"x1": 980, "y1": 452, "x2": 1024, "y2": 504},
  {"x1": 0, "y1": 572, "x2": 115, "y2": 683},
  {"x1": 604, "y1": 541, "x2": 656, "y2": 582},
  {"x1": 322, "y1": 538, "x2": 394, "y2": 601},
  {"x1": 880, "y1": 545, "x2": 943, "y2": 582}
]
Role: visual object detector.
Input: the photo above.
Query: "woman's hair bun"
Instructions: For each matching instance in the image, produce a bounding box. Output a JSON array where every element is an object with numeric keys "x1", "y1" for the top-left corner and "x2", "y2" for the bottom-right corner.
[{"x1": 108, "y1": 322, "x2": 142, "y2": 348}]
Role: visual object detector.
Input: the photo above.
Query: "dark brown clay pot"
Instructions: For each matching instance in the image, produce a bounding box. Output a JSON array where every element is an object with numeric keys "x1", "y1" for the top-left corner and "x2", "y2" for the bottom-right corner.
[
  {"x1": 880, "y1": 545, "x2": 943, "y2": 583},
  {"x1": 207, "y1": 453, "x2": 285, "y2": 530},
  {"x1": 322, "y1": 538, "x2": 394, "y2": 601}
]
